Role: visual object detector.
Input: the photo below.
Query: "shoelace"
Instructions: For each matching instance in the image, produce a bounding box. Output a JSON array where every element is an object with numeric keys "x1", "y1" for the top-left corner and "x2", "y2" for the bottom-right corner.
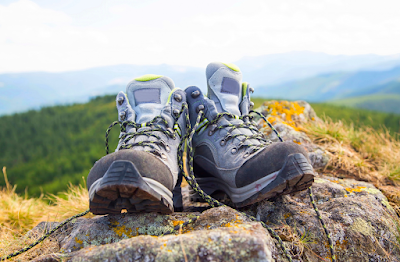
[
  {"x1": 2, "y1": 102, "x2": 336, "y2": 262},
  {"x1": 198, "y1": 111, "x2": 285, "y2": 156},
  {"x1": 105, "y1": 116, "x2": 175, "y2": 158},
  {"x1": 200, "y1": 112, "x2": 270, "y2": 155}
]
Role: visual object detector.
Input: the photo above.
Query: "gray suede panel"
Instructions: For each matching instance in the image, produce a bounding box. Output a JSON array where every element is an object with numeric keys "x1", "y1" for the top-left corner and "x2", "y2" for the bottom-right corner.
[
  {"x1": 87, "y1": 150, "x2": 174, "y2": 191},
  {"x1": 235, "y1": 141, "x2": 311, "y2": 187}
]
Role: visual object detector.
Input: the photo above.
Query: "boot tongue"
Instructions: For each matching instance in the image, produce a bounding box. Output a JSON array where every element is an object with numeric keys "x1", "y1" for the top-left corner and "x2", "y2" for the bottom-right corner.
[
  {"x1": 126, "y1": 74, "x2": 174, "y2": 124},
  {"x1": 206, "y1": 62, "x2": 242, "y2": 116}
]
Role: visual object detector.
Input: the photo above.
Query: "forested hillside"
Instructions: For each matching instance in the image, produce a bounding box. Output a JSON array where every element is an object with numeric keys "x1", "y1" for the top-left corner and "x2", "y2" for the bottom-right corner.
[
  {"x1": 1, "y1": 95, "x2": 399, "y2": 197},
  {"x1": 0, "y1": 95, "x2": 119, "y2": 196}
]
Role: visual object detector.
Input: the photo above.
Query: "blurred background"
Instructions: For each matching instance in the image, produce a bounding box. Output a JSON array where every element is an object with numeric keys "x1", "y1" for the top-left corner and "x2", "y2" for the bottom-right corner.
[{"x1": 1, "y1": 0, "x2": 400, "y2": 196}]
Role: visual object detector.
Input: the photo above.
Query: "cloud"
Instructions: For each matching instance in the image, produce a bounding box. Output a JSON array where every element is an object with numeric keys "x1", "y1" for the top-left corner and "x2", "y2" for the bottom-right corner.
[{"x1": 1, "y1": 0, "x2": 400, "y2": 73}]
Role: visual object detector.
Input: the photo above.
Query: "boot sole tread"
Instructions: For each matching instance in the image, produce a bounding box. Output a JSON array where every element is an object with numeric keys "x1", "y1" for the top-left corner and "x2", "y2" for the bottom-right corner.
[{"x1": 89, "y1": 160, "x2": 173, "y2": 215}]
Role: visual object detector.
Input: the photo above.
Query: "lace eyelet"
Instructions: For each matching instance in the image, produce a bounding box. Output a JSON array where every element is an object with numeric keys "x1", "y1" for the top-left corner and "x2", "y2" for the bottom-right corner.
[
  {"x1": 220, "y1": 140, "x2": 226, "y2": 146},
  {"x1": 161, "y1": 153, "x2": 167, "y2": 160},
  {"x1": 196, "y1": 105, "x2": 205, "y2": 113},
  {"x1": 165, "y1": 145, "x2": 171, "y2": 152},
  {"x1": 231, "y1": 148, "x2": 237, "y2": 154},
  {"x1": 243, "y1": 152, "x2": 250, "y2": 158},
  {"x1": 173, "y1": 109, "x2": 180, "y2": 117},
  {"x1": 174, "y1": 93, "x2": 182, "y2": 102},
  {"x1": 191, "y1": 90, "x2": 200, "y2": 98},
  {"x1": 119, "y1": 111, "x2": 126, "y2": 120},
  {"x1": 117, "y1": 96, "x2": 124, "y2": 105}
]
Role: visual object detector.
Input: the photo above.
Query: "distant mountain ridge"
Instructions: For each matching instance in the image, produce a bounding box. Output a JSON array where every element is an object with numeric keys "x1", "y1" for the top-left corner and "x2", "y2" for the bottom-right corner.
[
  {"x1": 256, "y1": 64, "x2": 400, "y2": 114},
  {"x1": 1, "y1": 51, "x2": 400, "y2": 116}
]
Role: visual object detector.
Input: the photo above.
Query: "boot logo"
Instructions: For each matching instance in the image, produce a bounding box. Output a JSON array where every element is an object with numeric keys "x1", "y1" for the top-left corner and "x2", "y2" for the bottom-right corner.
[
  {"x1": 133, "y1": 88, "x2": 161, "y2": 105},
  {"x1": 221, "y1": 77, "x2": 240, "y2": 95}
]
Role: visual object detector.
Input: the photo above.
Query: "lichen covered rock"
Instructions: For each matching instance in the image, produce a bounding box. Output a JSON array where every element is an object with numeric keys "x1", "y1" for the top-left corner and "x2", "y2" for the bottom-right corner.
[
  {"x1": 257, "y1": 175, "x2": 400, "y2": 262},
  {"x1": 33, "y1": 207, "x2": 275, "y2": 262},
  {"x1": 256, "y1": 100, "x2": 330, "y2": 170},
  {"x1": 58, "y1": 212, "x2": 201, "y2": 252}
]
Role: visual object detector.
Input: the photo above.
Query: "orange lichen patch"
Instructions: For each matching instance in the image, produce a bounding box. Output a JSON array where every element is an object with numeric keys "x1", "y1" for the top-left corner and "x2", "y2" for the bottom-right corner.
[
  {"x1": 293, "y1": 140, "x2": 302, "y2": 145},
  {"x1": 75, "y1": 237, "x2": 83, "y2": 245},
  {"x1": 112, "y1": 224, "x2": 136, "y2": 237},
  {"x1": 110, "y1": 220, "x2": 119, "y2": 226},
  {"x1": 345, "y1": 186, "x2": 366, "y2": 193},
  {"x1": 335, "y1": 239, "x2": 348, "y2": 250},
  {"x1": 262, "y1": 101, "x2": 305, "y2": 131},
  {"x1": 172, "y1": 220, "x2": 185, "y2": 227},
  {"x1": 283, "y1": 213, "x2": 292, "y2": 219},
  {"x1": 234, "y1": 214, "x2": 242, "y2": 224},
  {"x1": 326, "y1": 178, "x2": 340, "y2": 184}
]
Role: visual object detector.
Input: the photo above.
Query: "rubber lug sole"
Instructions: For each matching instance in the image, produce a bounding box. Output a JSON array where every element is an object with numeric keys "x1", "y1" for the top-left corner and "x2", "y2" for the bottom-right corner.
[
  {"x1": 189, "y1": 153, "x2": 314, "y2": 208},
  {"x1": 89, "y1": 160, "x2": 173, "y2": 215}
]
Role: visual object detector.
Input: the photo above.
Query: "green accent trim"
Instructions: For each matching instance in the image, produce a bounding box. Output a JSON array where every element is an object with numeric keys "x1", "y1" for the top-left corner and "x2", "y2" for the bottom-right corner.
[
  {"x1": 196, "y1": 119, "x2": 209, "y2": 132},
  {"x1": 135, "y1": 74, "x2": 163, "y2": 82},
  {"x1": 124, "y1": 92, "x2": 130, "y2": 104},
  {"x1": 222, "y1": 63, "x2": 240, "y2": 72},
  {"x1": 166, "y1": 88, "x2": 180, "y2": 105},
  {"x1": 242, "y1": 82, "x2": 248, "y2": 97},
  {"x1": 174, "y1": 122, "x2": 182, "y2": 137}
]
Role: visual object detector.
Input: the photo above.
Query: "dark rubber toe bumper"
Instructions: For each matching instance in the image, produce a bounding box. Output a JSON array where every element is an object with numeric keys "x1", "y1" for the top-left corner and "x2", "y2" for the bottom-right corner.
[
  {"x1": 89, "y1": 160, "x2": 174, "y2": 215},
  {"x1": 87, "y1": 150, "x2": 174, "y2": 192},
  {"x1": 235, "y1": 141, "x2": 311, "y2": 187},
  {"x1": 233, "y1": 153, "x2": 314, "y2": 208}
]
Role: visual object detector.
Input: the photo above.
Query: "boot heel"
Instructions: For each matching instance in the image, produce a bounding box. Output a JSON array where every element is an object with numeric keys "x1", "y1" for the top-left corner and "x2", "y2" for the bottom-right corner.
[{"x1": 89, "y1": 160, "x2": 173, "y2": 215}]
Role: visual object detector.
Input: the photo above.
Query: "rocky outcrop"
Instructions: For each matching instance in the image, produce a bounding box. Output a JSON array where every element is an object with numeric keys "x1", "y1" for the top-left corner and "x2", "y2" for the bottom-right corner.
[
  {"x1": 29, "y1": 101, "x2": 400, "y2": 262},
  {"x1": 255, "y1": 100, "x2": 330, "y2": 170}
]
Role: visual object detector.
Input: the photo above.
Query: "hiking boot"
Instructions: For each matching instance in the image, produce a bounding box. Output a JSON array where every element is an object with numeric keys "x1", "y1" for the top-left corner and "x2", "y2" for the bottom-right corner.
[
  {"x1": 185, "y1": 62, "x2": 314, "y2": 208},
  {"x1": 87, "y1": 74, "x2": 187, "y2": 215}
]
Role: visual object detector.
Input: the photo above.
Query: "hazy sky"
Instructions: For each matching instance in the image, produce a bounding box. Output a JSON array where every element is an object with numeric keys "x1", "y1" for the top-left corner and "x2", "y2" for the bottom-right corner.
[{"x1": 1, "y1": 0, "x2": 400, "y2": 73}]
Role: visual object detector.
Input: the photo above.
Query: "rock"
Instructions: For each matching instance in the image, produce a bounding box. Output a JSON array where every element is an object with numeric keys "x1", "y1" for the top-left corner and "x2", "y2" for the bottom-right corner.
[
  {"x1": 256, "y1": 100, "x2": 330, "y2": 170},
  {"x1": 26, "y1": 221, "x2": 61, "y2": 239},
  {"x1": 33, "y1": 207, "x2": 275, "y2": 262},
  {"x1": 58, "y1": 212, "x2": 201, "y2": 252},
  {"x1": 257, "y1": 175, "x2": 400, "y2": 262}
]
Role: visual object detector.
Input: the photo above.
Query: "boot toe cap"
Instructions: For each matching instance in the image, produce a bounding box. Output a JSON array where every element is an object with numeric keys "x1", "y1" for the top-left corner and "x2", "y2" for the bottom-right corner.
[{"x1": 235, "y1": 141, "x2": 310, "y2": 188}]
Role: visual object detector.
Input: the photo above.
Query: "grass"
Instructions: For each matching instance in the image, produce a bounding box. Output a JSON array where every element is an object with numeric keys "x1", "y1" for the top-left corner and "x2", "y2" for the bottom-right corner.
[
  {"x1": 2, "y1": 100, "x2": 400, "y2": 260},
  {"x1": 329, "y1": 94, "x2": 400, "y2": 114},
  {"x1": 252, "y1": 96, "x2": 400, "y2": 135},
  {"x1": 0, "y1": 167, "x2": 92, "y2": 261}
]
